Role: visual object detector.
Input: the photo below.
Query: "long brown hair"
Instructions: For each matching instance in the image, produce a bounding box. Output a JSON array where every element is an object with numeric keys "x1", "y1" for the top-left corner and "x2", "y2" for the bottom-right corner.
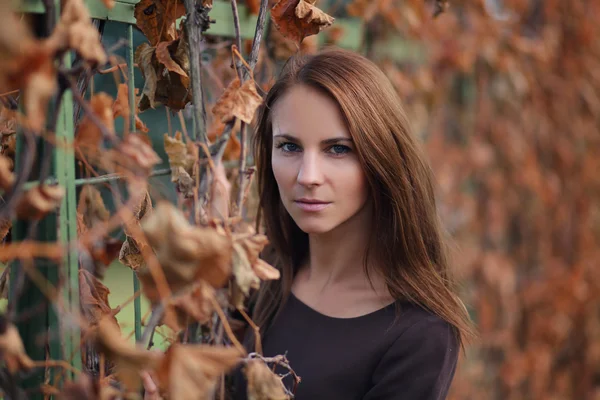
[{"x1": 251, "y1": 47, "x2": 475, "y2": 348}]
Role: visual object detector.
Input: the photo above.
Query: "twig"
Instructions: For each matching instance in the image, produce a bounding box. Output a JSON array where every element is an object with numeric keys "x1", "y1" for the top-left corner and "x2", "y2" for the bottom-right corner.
[
  {"x1": 244, "y1": 352, "x2": 301, "y2": 396},
  {"x1": 247, "y1": 0, "x2": 270, "y2": 74},
  {"x1": 183, "y1": 0, "x2": 212, "y2": 143},
  {"x1": 139, "y1": 303, "x2": 164, "y2": 347},
  {"x1": 237, "y1": 307, "x2": 262, "y2": 354},
  {"x1": 208, "y1": 294, "x2": 246, "y2": 355}
]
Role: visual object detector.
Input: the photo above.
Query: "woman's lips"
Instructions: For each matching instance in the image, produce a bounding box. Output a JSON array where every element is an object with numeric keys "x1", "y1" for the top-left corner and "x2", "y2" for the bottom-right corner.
[{"x1": 294, "y1": 201, "x2": 331, "y2": 212}]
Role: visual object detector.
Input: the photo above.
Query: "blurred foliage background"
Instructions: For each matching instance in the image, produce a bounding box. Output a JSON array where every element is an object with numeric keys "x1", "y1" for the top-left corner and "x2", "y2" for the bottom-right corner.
[{"x1": 2, "y1": 0, "x2": 598, "y2": 398}]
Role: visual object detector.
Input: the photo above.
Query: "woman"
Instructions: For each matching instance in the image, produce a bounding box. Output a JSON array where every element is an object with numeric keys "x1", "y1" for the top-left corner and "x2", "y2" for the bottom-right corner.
[{"x1": 146, "y1": 47, "x2": 474, "y2": 399}]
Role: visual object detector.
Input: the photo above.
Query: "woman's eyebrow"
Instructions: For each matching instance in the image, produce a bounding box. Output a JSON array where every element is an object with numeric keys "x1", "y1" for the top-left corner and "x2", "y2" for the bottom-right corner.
[{"x1": 273, "y1": 133, "x2": 353, "y2": 144}]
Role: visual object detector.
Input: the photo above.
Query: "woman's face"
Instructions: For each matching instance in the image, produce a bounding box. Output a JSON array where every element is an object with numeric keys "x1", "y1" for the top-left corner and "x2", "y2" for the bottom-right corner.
[{"x1": 271, "y1": 84, "x2": 370, "y2": 235}]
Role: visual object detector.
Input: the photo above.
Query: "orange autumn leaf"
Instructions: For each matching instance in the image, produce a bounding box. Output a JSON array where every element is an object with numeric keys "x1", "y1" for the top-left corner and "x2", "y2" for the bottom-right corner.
[
  {"x1": 75, "y1": 93, "x2": 115, "y2": 157},
  {"x1": 16, "y1": 185, "x2": 65, "y2": 220},
  {"x1": 46, "y1": 0, "x2": 107, "y2": 66},
  {"x1": 95, "y1": 316, "x2": 161, "y2": 392},
  {"x1": 156, "y1": 41, "x2": 188, "y2": 77},
  {"x1": 155, "y1": 344, "x2": 243, "y2": 400},
  {"x1": 246, "y1": 359, "x2": 289, "y2": 400},
  {"x1": 163, "y1": 131, "x2": 197, "y2": 197},
  {"x1": 246, "y1": 0, "x2": 261, "y2": 14},
  {"x1": 208, "y1": 120, "x2": 242, "y2": 162},
  {"x1": 162, "y1": 280, "x2": 215, "y2": 331},
  {"x1": 0, "y1": 317, "x2": 35, "y2": 373},
  {"x1": 0, "y1": 155, "x2": 14, "y2": 191},
  {"x1": 271, "y1": 0, "x2": 334, "y2": 45},
  {"x1": 101, "y1": 0, "x2": 115, "y2": 10},
  {"x1": 138, "y1": 202, "x2": 232, "y2": 304},
  {"x1": 134, "y1": 0, "x2": 186, "y2": 46},
  {"x1": 79, "y1": 269, "x2": 119, "y2": 327},
  {"x1": 113, "y1": 83, "x2": 149, "y2": 133},
  {"x1": 212, "y1": 78, "x2": 263, "y2": 124},
  {"x1": 119, "y1": 190, "x2": 153, "y2": 271}
]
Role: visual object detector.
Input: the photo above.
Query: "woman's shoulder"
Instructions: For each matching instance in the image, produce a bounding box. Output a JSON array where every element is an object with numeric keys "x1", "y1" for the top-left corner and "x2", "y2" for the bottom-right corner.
[{"x1": 386, "y1": 300, "x2": 459, "y2": 359}]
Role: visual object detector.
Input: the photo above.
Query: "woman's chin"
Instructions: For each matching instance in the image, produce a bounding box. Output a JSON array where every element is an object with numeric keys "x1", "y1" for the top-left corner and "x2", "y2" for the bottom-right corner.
[{"x1": 294, "y1": 220, "x2": 334, "y2": 235}]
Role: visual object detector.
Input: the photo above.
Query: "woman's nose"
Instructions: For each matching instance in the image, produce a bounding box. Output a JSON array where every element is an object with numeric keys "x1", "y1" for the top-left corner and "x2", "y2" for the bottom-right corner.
[{"x1": 296, "y1": 152, "x2": 324, "y2": 187}]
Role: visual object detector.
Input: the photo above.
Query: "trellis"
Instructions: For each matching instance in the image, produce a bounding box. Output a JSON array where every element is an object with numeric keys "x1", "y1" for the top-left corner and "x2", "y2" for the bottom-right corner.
[{"x1": 7, "y1": 0, "x2": 363, "y2": 397}]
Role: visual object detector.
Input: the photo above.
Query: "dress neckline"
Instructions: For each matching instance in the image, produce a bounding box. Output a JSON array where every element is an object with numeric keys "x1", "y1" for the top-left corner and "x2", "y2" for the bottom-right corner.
[{"x1": 288, "y1": 291, "x2": 397, "y2": 321}]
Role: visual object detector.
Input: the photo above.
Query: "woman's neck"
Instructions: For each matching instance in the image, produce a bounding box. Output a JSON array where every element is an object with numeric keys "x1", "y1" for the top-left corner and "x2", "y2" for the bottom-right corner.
[{"x1": 302, "y1": 201, "x2": 375, "y2": 290}]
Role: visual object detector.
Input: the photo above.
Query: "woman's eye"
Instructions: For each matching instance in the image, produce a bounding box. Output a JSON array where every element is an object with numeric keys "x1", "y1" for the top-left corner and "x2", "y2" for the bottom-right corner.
[
  {"x1": 276, "y1": 142, "x2": 300, "y2": 152},
  {"x1": 329, "y1": 144, "x2": 351, "y2": 155}
]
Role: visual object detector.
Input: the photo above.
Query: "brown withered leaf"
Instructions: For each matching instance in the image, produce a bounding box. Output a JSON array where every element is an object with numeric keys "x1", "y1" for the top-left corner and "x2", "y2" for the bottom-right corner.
[
  {"x1": 208, "y1": 120, "x2": 242, "y2": 162},
  {"x1": 77, "y1": 185, "x2": 110, "y2": 229},
  {"x1": 138, "y1": 202, "x2": 232, "y2": 303},
  {"x1": 246, "y1": 0, "x2": 260, "y2": 15},
  {"x1": 136, "y1": 36, "x2": 192, "y2": 112},
  {"x1": 0, "y1": 219, "x2": 10, "y2": 243},
  {"x1": 134, "y1": 0, "x2": 186, "y2": 46},
  {"x1": 0, "y1": 155, "x2": 14, "y2": 191},
  {"x1": 0, "y1": 3, "x2": 56, "y2": 132},
  {"x1": 212, "y1": 78, "x2": 263, "y2": 124},
  {"x1": 246, "y1": 359, "x2": 289, "y2": 400},
  {"x1": 60, "y1": 374, "x2": 121, "y2": 400},
  {"x1": 271, "y1": 0, "x2": 334, "y2": 45},
  {"x1": 135, "y1": 43, "x2": 159, "y2": 110},
  {"x1": 155, "y1": 344, "x2": 242, "y2": 400},
  {"x1": 95, "y1": 316, "x2": 161, "y2": 392},
  {"x1": 236, "y1": 231, "x2": 280, "y2": 282},
  {"x1": 101, "y1": 134, "x2": 161, "y2": 180},
  {"x1": 75, "y1": 93, "x2": 115, "y2": 158},
  {"x1": 156, "y1": 41, "x2": 188, "y2": 77},
  {"x1": 164, "y1": 132, "x2": 197, "y2": 197},
  {"x1": 0, "y1": 317, "x2": 35, "y2": 373},
  {"x1": 79, "y1": 269, "x2": 119, "y2": 328},
  {"x1": 113, "y1": 83, "x2": 149, "y2": 133},
  {"x1": 102, "y1": 0, "x2": 115, "y2": 10},
  {"x1": 163, "y1": 280, "x2": 215, "y2": 331},
  {"x1": 46, "y1": 0, "x2": 107, "y2": 66},
  {"x1": 119, "y1": 190, "x2": 153, "y2": 271},
  {"x1": 16, "y1": 185, "x2": 65, "y2": 220},
  {"x1": 232, "y1": 242, "x2": 260, "y2": 298}
]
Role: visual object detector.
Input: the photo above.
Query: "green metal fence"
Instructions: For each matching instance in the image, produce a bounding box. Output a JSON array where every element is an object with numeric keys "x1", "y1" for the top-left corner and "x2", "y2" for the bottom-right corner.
[{"x1": 7, "y1": 0, "x2": 363, "y2": 396}]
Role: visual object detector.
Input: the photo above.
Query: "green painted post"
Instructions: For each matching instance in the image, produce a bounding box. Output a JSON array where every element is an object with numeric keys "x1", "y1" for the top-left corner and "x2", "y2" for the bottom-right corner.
[
  {"x1": 128, "y1": 23, "x2": 143, "y2": 343},
  {"x1": 56, "y1": 49, "x2": 81, "y2": 377}
]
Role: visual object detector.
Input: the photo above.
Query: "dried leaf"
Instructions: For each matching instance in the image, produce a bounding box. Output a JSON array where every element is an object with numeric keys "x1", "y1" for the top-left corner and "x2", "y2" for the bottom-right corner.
[
  {"x1": 135, "y1": 43, "x2": 159, "y2": 111},
  {"x1": 164, "y1": 132, "x2": 197, "y2": 197},
  {"x1": 138, "y1": 201, "x2": 232, "y2": 303},
  {"x1": 236, "y1": 231, "x2": 280, "y2": 282},
  {"x1": 271, "y1": 0, "x2": 334, "y2": 45},
  {"x1": 95, "y1": 316, "x2": 161, "y2": 392},
  {"x1": 212, "y1": 78, "x2": 263, "y2": 124},
  {"x1": 136, "y1": 37, "x2": 192, "y2": 111},
  {"x1": 155, "y1": 344, "x2": 242, "y2": 400},
  {"x1": 208, "y1": 120, "x2": 242, "y2": 162},
  {"x1": 75, "y1": 93, "x2": 115, "y2": 158},
  {"x1": 134, "y1": 0, "x2": 186, "y2": 46},
  {"x1": 246, "y1": 359, "x2": 289, "y2": 400},
  {"x1": 0, "y1": 316, "x2": 35, "y2": 373},
  {"x1": 46, "y1": 0, "x2": 107, "y2": 66},
  {"x1": 102, "y1": 0, "x2": 115, "y2": 10},
  {"x1": 232, "y1": 242, "x2": 260, "y2": 297},
  {"x1": 0, "y1": 155, "x2": 14, "y2": 191},
  {"x1": 78, "y1": 185, "x2": 110, "y2": 229},
  {"x1": 79, "y1": 269, "x2": 119, "y2": 327},
  {"x1": 246, "y1": 0, "x2": 260, "y2": 15},
  {"x1": 113, "y1": 83, "x2": 149, "y2": 133},
  {"x1": 16, "y1": 185, "x2": 65, "y2": 220},
  {"x1": 101, "y1": 134, "x2": 161, "y2": 179},
  {"x1": 60, "y1": 374, "x2": 121, "y2": 400},
  {"x1": 0, "y1": 2, "x2": 56, "y2": 132},
  {"x1": 120, "y1": 190, "x2": 153, "y2": 271},
  {"x1": 0, "y1": 219, "x2": 10, "y2": 243},
  {"x1": 156, "y1": 41, "x2": 188, "y2": 77},
  {"x1": 163, "y1": 281, "x2": 215, "y2": 331}
]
